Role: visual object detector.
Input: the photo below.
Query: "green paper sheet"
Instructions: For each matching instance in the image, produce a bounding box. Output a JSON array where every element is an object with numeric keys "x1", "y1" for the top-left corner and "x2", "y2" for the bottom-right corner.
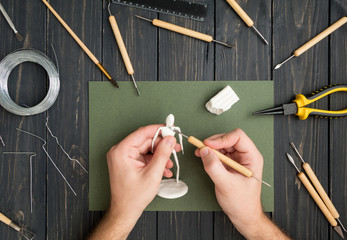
[{"x1": 89, "y1": 81, "x2": 274, "y2": 212}]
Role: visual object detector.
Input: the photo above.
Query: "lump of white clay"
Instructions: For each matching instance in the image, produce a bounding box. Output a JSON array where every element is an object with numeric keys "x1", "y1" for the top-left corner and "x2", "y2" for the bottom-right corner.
[
  {"x1": 157, "y1": 179, "x2": 188, "y2": 199},
  {"x1": 205, "y1": 85, "x2": 239, "y2": 115}
]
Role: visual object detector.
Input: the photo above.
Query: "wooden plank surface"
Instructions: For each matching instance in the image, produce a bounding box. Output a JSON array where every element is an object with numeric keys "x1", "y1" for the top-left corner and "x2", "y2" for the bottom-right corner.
[
  {"x1": 273, "y1": 0, "x2": 331, "y2": 239},
  {"x1": 0, "y1": 0, "x2": 346, "y2": 239},
  {"x1": 0, "y1": 0, "x2": 47, "y2": 239}
]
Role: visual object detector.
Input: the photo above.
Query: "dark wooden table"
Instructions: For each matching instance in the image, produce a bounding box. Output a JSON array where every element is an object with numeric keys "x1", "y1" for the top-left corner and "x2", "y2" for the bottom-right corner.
[{"x1": 0, "y1": 0, "x2": 346, "y2": 239}]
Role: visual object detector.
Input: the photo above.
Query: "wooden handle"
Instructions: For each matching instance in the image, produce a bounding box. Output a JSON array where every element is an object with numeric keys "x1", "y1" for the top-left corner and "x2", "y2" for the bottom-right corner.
[
  {"x1": 297, "y1": 172, "x2": 337, "y2": 226},
  {"x1": 302, "y1": 163, "x2": 339, "y2": 218},
  {"x1": 225, "y1": 0, "x2": 254, "y2": 27},
  {"x1": 0, "y1": 212, "x2": 12, "y2": 225},
  {"x1": 42, "y1": 0, "x2": 99, "y2": 64},
  {"x1": 152, "y1": 19, "x2": 213, "y2": 42},
  {"x1": 109, "y1": 16, "x2": 134, "y2": 75},
  {"x1": 188, "y1": 136, "x2": 253, "y2": 177},
  {"x1": 294, "y1": 17, "x2": 347, "y2": 57}
]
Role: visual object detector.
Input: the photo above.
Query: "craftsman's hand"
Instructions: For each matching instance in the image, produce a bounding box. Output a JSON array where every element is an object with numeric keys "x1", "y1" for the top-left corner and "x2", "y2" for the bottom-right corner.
[
  {"x1": 196, "y1": 129, "x2": 289, "y2": 240},
  {"x1": 89, "y1": 125, "x2": 179, "y2": 240}
]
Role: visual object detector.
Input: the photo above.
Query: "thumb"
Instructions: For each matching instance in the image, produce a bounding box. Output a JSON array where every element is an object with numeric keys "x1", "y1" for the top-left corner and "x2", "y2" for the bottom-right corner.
[
  {"x1": 145, "y1": 136, "x2": 176, "y2": 177},
  {"x1": 199, "y1": 147, "x2": 230, "y2": 186}
]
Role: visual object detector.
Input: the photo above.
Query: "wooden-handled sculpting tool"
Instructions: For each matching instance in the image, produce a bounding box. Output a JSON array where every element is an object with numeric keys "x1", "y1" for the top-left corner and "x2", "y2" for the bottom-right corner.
[
  {"x1": 173, "y1": 130, "x2": 271, "y2": 187},
  {"x1": 108, "y1": 1, "x2": 140, "y2": 95},
  {"x1": 225, "y1": 0, "x2": 268, "y2": 44},
  {"x1": 41, "y1": 0, "x2": 119, "y2": 88},
  {"x1": 286, "y1": 153, "x2": 345, "y2": 239},
  {"x1": 275, "y1": 17, "x2": 347, "y2": 70},
  {"x1": 135, "y1": 15, "x2": 234, "y2": 48},
  {"x1": 0, "y1": 212, "x2": 35, "y2": 240},
  {"x1": 290, "y1": 142, "x2": 347, "y2": 233},
  {"x1": 0, "y1": 3, "x2": 23, "y2": 41}
]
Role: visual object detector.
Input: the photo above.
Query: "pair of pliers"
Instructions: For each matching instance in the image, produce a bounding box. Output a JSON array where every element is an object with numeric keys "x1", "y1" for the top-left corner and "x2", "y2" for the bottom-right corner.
[{"x1": 253, "y1": 85, "x2": 347, "y2": 120}]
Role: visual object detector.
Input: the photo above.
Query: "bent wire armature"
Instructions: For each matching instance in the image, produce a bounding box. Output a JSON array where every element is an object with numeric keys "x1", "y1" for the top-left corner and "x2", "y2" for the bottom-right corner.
[
  {"x1": 16, "y1": 128, "x2": 77, "y2": 196},
  {"x1": 45, "y1": 117, "x2": 88, "y2": 173},
  {"x1": 3, "y1": 152, "x2": 36, "y2": 213}
]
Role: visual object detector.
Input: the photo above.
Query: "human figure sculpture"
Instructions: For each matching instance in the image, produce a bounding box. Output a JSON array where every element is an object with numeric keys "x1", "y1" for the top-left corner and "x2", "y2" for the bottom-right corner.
[{"x1": 152, "y1": 114, "x2": 188, "y2": 199}]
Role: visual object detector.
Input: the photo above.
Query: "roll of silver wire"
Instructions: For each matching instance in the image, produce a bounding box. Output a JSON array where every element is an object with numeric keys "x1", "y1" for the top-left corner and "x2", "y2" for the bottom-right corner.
[{"x1": 0, "y1": 49, "x2": 60, "y2": 116}]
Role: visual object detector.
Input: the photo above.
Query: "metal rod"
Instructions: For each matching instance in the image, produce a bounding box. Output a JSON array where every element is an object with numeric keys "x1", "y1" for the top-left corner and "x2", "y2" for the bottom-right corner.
[
  {"x1": 130, "y1": 75, "x2": 140, "y2": 96},
  {"x1": 251, "y1": 26, "x2": 268, "y2": 44},
  {"x1": 290, "y1": 142, "x2": 306, "y2": 164},
  {"x1": 135, "y1": 15, "x2": 152, "y2": 22},
  {"x1": 0, "y1": 135, "x2": 5, "y2": 147},
  {"x1": 212, "y1": 39, "x2": 234, "y2": 48},
  {"x1": 337, "y1": 218, "x2": 347, "y2": 233},
  {"x1": 274, "y1": 55, "x2": 295, "y2": 70},
  {"x1": 251, "y1": 175, "x2": 272, "y2": 187}
]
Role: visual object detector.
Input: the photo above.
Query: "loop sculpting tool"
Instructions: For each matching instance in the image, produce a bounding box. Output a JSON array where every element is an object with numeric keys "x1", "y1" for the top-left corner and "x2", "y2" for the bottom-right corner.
[
  {"x1": 173, "y1": 130, "x2": 271, "y2": 187},
  {"x1": 0, "y1": 212, "x2": 35, "y2": 240},
  {"x1": 290, "y1": 142, "x2": 347, "y2": 234},
  {"x1": 225, "y1": 0, "x2": 268, "y2": 44},
  {"x1": 0, "y1": 3, "x2": 23, "y2": 41},
  {"x1": 41, "y1": 0, "x2": 119, "y2": 88},
  {"x1": 253, "y1": 85, "x2": 347, "y2": 120},
  {"x1": 135, "y1": 15, "x2": 234, "y2": 48},
  {"x1": 275, "y1": 17, "x2": 347, "y2": 69},
  {"x1": 286, "y1": 153, "x2": 345, "y2": 239},
  {"x1": 108, "y1": 1, "x2": 140, "y2": 95}
]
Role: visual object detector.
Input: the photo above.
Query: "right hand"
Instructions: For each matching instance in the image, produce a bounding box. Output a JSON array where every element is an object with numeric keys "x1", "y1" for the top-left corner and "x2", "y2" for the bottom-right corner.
[{"x1": 195, "y1": 129, "x2": 264, "y2": 234}]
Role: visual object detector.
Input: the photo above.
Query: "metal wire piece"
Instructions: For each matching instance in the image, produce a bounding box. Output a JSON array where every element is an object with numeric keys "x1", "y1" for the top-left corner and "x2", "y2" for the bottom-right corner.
[
  {"x1": 0, "y1": 49, "x2": 60, "y2": 116},
  {"x1": 0, "y1": 135, "x2": 5, "y2": 147}
]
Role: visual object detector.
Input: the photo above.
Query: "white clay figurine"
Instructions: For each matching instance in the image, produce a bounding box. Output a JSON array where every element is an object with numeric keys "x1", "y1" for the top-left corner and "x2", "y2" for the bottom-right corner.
[{"x1": 152, "y1": 114, "x2": 188, "y2": 199}]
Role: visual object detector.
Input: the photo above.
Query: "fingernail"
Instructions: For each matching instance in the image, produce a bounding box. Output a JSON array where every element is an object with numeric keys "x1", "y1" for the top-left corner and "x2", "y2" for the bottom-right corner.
[
  {"x1": 165, "y1": 137, "x2": 175, "y2": 148},
  {"x1": 200, "y1": 147, "x2": 209, "y2": 157}
]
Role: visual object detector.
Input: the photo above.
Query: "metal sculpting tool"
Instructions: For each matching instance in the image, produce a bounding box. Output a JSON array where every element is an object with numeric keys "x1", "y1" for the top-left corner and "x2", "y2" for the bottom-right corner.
[
  {"x1": 225, "y1": 0, "x2": 268, "y2": 44},
  {"x1": 173, "y1": 130, "x2": 271, "y2": 187},
  {"x1": 108, "y1": 1, "x2": 140, "y2": 95},
  {"x1": 286, "y1": 153, "x2": 345, "y2": 239},
  {"x1": 135, "y1": 15, "x2": 234, "y2": 48},
  {"x1": 0, "y1": 212, "x2": 35, "y2": 239},
  {"x1": 0, "y1": 135, "x2": 5, "y2": 147},
  {"x1": 0, "y1": 3, "x2": 23, "y2": 41},
  {"x1": 41, "y1": 0, "x2": 119, "y2": 88},
  {"x1": 275, "y1": 17, "x2": 347, "y2": 69},
  {"x1": 290, "y1": 142, "x2": 347, "y2": 233}
]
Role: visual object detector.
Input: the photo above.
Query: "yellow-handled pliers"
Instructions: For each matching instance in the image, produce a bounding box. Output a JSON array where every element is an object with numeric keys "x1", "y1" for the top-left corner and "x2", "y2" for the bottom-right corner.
[{"x1": 253, "y1": 85, "x2": 347, "y2": 120}]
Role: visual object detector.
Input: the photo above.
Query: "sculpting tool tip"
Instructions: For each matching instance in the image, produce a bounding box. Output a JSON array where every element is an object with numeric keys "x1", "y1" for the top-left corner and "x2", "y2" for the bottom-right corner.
[
  {"x1": 212, "y1": 39, "x2": 234, "y2": 48},
  {"x1": 286, "y1": 153, "x2": 300, "y2": 173},
  {"x1": 334, "y1": 226, "x2": 345, "y2": 239},
  {"x1": 135, "y1": 15, "x2": 152, "y2": 22},
  {"x1": 251, "y1": 175, "x2": 272, "y2": 187},
  {"x1": 130, "y1": 75, "x2": 140, "y2": 96},
  {"x1": 274, "y1": 55, "x2": 295, "y2": 70},
  {"x1": 15, "y1": 32, "x2": 23, "y2": 41},
  {"x1": 289, "y1": 142, "x2": 306, "y2": 164},
  {"x1": 251, "y1": 26, "x2": 268, "y2": 44},
  {"x1": 110, "y1": 78, "x2": 119, "y2": 88},
  {"x1": 337, "y1": 218, "x2": 347, "y2": 233}
]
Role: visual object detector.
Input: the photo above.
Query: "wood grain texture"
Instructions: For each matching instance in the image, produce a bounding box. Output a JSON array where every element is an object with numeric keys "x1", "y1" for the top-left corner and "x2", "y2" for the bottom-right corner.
[
  {"x1": 330, "y1": 1, "x2": 347, "y2": 240},
  {"x1": 46, "y1": 0, "x2": 102, "y2": 239},
  {"x1": 0, "y1": 0, "x2": 47, "y2": 239},
  {"x1": 273, "y1": 0, "x2": 331, "y2": 239}
]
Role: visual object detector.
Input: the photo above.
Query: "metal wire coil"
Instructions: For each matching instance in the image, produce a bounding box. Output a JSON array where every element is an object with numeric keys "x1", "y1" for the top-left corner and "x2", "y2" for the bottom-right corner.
[{"x1": 0, "y1": 49, "x2": 60, "y2": 116}]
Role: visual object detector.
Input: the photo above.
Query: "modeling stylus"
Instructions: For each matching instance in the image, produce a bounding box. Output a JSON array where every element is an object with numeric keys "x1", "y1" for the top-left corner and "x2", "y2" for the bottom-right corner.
[{"x1": 173, "y1": 130, "x2": 271, "y2": 187}]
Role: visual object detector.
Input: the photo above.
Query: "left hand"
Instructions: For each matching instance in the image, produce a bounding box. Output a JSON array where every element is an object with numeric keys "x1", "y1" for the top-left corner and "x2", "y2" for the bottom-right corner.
[{"x1": 107, "y1": 124, "x2": 180, "y2": 225}]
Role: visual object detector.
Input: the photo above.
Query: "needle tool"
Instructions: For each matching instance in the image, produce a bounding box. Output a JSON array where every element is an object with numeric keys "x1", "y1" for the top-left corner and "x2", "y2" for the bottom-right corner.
[
  {"x1": 0, "y1": 3, "x2": 23, "y2": 41},
  {"x1": 253, "y1": 85, "x2": 347, "y2": 120},
  {"x1": 225, "y1": 0, "x2": 268, "y2": 44},
  {"x1": 108, "y1": 1, "x2": 140, "y2": 95},
  {"x1": 0, "y1": 212, "x2": 35, "y2": 240},
  {"x1": 135, "y1": 15, "x2": 234, "y2": 48},
  {"x1": 286, "y1": 153, "x2": 345, "y2": 239},
  {"x1": 290, "y1": 142, "x2": 347, "y2": 233},
  {"x1": 41, "y1": 0, "x2": 119, "y2": 88},
  {"x1": 173, "y1": 130, "x2": 271, "y2": 187},
  {"x1": 275, "y1": 17, "x2": 347, "y2": 69}
]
